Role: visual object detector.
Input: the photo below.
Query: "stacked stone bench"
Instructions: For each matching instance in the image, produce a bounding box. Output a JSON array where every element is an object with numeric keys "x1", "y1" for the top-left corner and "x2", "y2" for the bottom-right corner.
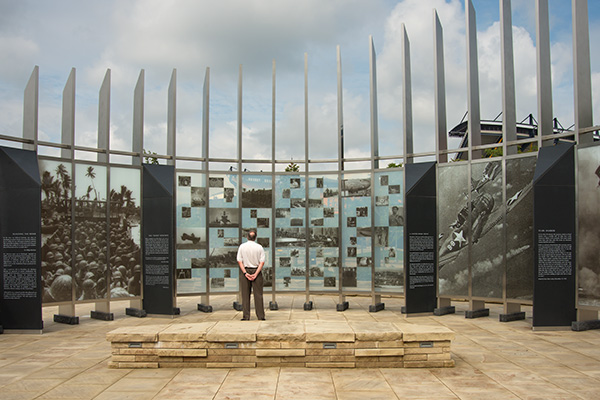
[{"x1": 107, "y1": 320, "x2": 454, "y2": 369}]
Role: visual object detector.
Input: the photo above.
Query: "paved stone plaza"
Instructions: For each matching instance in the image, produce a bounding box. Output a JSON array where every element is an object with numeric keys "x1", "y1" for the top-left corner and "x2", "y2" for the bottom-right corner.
[{"x1": 1, "y1": 294, "x2": 600, "y2": 399}]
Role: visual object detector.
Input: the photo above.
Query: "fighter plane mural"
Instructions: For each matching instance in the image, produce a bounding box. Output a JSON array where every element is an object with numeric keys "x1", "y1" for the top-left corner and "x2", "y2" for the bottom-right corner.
[{"x1": 438, "y1": 161, "x2": 532, "y2": 269}]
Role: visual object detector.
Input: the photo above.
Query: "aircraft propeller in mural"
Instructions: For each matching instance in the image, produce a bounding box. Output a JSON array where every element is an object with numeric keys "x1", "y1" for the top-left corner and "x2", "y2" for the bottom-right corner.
[{"x1": 438, "y1": 163, "x2": 532, "y2": 269}]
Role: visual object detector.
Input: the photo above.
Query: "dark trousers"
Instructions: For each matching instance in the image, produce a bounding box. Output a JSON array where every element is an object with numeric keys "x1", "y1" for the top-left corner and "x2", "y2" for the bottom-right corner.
[{"x1": 240, "y1": 267, "x2": 265, "y2": 320}]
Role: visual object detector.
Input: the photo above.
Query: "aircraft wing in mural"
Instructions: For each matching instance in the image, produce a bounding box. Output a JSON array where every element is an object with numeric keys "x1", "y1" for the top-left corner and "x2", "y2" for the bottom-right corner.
[{"x1": 438, "y1": 180, "x2": 534, "y2": 270}]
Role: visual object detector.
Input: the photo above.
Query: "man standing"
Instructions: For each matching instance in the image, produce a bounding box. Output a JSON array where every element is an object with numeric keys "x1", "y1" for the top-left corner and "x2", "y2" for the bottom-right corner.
[{"x1": 236, "y1": 230, "x2": 266, "y2": 320}]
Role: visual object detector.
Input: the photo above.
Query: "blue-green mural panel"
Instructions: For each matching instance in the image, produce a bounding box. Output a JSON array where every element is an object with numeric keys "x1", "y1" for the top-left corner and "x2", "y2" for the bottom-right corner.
[
  {"x1": 308, "y1": 174, "x2": 339, "y2": 291},
  {"x1": 176, "y1": 172, "x2": 207, "y2": 295},
  {"x1": 275, "y1": 175, "x2": 306, "y2": 291},
  {"x1": 341, "y1": 173, "x2": 371, "y2": 292},
  {"x1": 374, "y1": 170, "x2": 404, "y2": 293},
  {"x1": 208, "y1": 174, "x2": 239, "y2": 293},
  {"x1": 241, "y1": 175, "x2": 273, "y2": 289}
]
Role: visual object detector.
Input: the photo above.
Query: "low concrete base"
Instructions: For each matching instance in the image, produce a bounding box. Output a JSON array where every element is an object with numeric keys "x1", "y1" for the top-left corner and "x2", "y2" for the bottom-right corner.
[
  {"x1": 434, "y1": 306, "x2": 455, "y2": 316},
  {"x1": 233, "y1": 302, "x2": 243, "y2": 311},
  {"x1": 303, "y1": 301, "x2": 313, "y2": 311},
  {"x1": 54, "y1": 314, "x2": 79, "y2": 325},
  {"x1": 126, "y1": 308, "x2": 147, "y2": 318},
  {"x1": 499, "y1": 311, "x2": 526, "y2": 322},
  {"x1": 197, "y1": 304, "x2": 213, "y2": 313},
  {"x1": 465, "y1": 308, "x2": 489, "y2": 319},
  {"x1": 107, "y1": 320, "x2": 455, "y2": 369},
  {"x1": 269, "y1": 301, "x2": 278, "y2": 310},
  {"x1": 369, "y1": 303, "x2": 385, "y2": 312},
  {"x1": 532, "y1": 325, "x2": 571, "y2": 331},
  {"x1": 572, "y1": 319, "x2": 600, "y2": 332},
  {"x1": 91, "y1": 311, "x2": 114, "y2": 321},
  {"x1": 336, "y1": 301, "x2": 349, "y2": 312}
]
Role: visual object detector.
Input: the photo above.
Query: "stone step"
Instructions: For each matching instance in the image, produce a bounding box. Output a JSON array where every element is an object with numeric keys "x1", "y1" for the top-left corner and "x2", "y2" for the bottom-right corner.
[{"x1": 106, "y1": 320, "x2": 454, "y2": 369}]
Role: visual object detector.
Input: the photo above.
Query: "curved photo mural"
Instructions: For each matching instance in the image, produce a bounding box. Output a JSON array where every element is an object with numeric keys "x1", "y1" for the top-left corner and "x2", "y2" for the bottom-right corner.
[
  {"x1": 506, "y1": 156, "x2": 536, "y2": 300},
  {"x1": 374, "y1": 170, "x2": 404, "y2": 293},
  {"x1": 341, "y1": 172, "x2": 372, "y2": 292},
  {"x1": 40, "y1": 159, "x2": 73, "y2": 303},
  {"x1": 438, "y1": 163, "x2": 469, "y2": 297},
  {"x1": 275, "y1": 175, "x2": 306, "y2": 291},
  {"x1": 242, "y1": 174, "x2": 273, "y2": 290},
  {"x1": 471, "y1": 160, "x2": 504, "y2": 299},
  {"x1": 109, "y1": 167, "x2": 141, "y2": 299},
  {"x1": 308, "y1": 174, "x2": 339, "y2": 291},
  {"x1": 176, "y1": 172, "x2": 207, "y2": 295},
  {"x1": 208, "y1": 174, "x2": 239, "y2": 293}
]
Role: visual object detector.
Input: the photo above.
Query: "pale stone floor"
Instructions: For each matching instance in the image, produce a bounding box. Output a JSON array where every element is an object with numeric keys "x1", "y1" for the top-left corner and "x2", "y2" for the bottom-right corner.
[{"x1": 1, "y1": 295, "x2": 600, "y2": 399}]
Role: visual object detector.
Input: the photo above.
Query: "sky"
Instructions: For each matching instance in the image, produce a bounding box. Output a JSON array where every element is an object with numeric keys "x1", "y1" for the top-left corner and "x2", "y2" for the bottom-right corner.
[{"x1": 1, "y1": 0, "x2": 599, "y2": 170}]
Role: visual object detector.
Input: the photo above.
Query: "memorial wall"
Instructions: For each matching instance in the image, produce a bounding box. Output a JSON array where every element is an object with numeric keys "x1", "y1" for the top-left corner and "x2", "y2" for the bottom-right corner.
[
  {"x1": 0, "y1": 0, "x2": 598, "y2": 330},
  {"x1": 21, "y1": 148, "x2": 596, "y2": 317}
]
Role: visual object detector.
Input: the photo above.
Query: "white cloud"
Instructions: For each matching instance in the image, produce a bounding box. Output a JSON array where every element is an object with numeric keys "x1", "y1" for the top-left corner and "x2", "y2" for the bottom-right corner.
[
  {"x1": 0, "y1": 0, "x2": 596, "y2": 163},
  {"x1": 0, "y1": 36, "x2": 38, "y2": 80}
]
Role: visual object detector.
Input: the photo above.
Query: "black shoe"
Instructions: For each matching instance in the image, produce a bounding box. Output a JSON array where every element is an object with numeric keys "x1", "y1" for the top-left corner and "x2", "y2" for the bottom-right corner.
[
  {"x1": 259, "y1": 318, "x2": 265, "y2": 320},
  {"x1": 241, "y1": 318, "x2": 249, "y2": 321}
]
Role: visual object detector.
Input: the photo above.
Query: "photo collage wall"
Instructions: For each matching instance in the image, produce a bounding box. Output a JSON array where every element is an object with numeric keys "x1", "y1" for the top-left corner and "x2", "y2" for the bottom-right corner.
[
  {"x1": 308, "y1": 174, "x2": 339, "y2": 291},
  {"x1": 241, "y1": 175, "x2": 273, "y2": 288},
  {"x1": 176, "y1": 172, "x2": 207, "y2": 294},
  {"x1": 373, "y1": 171, "x2": 404, "y2": 292},
  {"x1": 341, "y1": 173, "x2": 373, "y2": 291},
  {"x1": 208, "y1": 174, "x2": 240, "y2": 292},
  {"x1": 34, "y1": 147, "x2": 599, "y2": 310},
  {"x1": 274, "y1": 175, "x2": 307, "y2": 291}
]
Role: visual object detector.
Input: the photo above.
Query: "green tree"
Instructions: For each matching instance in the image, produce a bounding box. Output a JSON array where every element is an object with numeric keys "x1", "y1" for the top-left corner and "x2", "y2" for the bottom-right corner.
[
  {"x1": 285, "y1": 161, "x2": 300, "y2": 172},
  {"x1": 143, "y1": 149, "x2": 159, "y2": 165},
  {"x1": 484, "y1": 147, "x2": 503, "y2": 158}
]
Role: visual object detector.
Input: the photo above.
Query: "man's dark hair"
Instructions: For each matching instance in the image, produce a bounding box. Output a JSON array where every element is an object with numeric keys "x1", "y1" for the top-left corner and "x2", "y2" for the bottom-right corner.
[{"x1": 248, "y1": 230, "x2": 257, "y2": 241}]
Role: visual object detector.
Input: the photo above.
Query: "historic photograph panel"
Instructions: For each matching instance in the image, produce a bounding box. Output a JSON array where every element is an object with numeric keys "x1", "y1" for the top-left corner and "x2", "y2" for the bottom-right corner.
[
  {"x1": 374, "y1": 170, "x2": 404, "y2": 293},
  {"x1": 506, "y1": 156, "x2": 536, "y2": 300},
  {"x1": 40, "y1": 159, "x2": 73, "y2": 303},
  {"x1": 471, "y1": 160, "x2": 503, "y2": 299},
  {"x1": 341, "y1": 173, "x2": 371, "y2": 291},
  {"x1": 242, "y1": 184, "x2": 273, "y2": 289},
  {"x1": 109, "y1": 167, "x2": 142, "y2": 298},
  {"x1": 176, "y1": 172, "x2": 207, "y2": 295},
  {"x1": 74, "y1": 164, "x2": 108, "y2": 301},
  {"x1": 241, "y1": 175, "x2": 272, "y2": 208},
  {"x1": 274, "y1": 175, "x2": 306, "y2": 291},
  {"x1": 438, "y1": 164, "x2": 469, "y2": 297}
]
